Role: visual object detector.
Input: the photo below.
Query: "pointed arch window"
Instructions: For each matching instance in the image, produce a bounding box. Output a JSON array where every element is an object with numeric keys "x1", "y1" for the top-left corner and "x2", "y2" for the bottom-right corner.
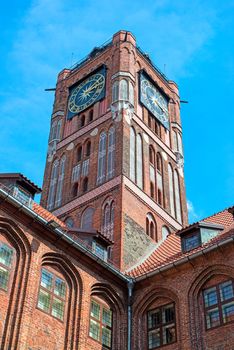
[
  {"x1": 112, "y1": 81, "x2": 119, "y2": 103},
  {"x1": 146, "y1": 213, "x2": 157, "y2": 241},
  {"x1": 149, "y1": 146, "x2": 156, "y2": 200},
  {"x1": 0, "y1": 242, "x2": 14, "y2": 291},
  {"x1": 168, "y1": 164, "x2": 175, "y2": 218},
  {"x1": 102, "y1": 200, "x2": 115, "y2": 239},
  {"x1": 136, "y1": 134, "x2": 143, "y2": 189},
  {"x1": 162, "y1": 226, "x2": 170, "y2": 240},
  {"x1": 82, "y1": 177, "x2": 88, "y2": 193},
  {"x1": 80, "y1": 114, "x2": 86, "y2": 128},
  {"x1": 97, "y1": 132, "x2": 107, "y2": 185},
  {"x1": 47, "y1": 159, "x2": 59, "y2": 210},
  {"x1": 130, "y1": 127, "x2": 136, "y2": 182},
  {"x1": 129, "y1": 81, "x2": 134, "y2": 106},
  {"x1": 119, "y1": 79, "x2": 128, "y2": 100},
  {"x1": 174, "y1": 171, "x2": 182, "y2": 223},
  {"x1": 86, "y1": 141, "x2": 91, "y2": 157},
  {"x1": 55, "y1": 155, "x2": 66, "y2": 208},
  {"x1": 107, "y1": 127, "x2": 115, "y2": 180},
  {"x1": 89, "y1": 109, "x2": 93, "y2": 123},
  {"x1": 156, "y1": 153, "x2": 163, "y2": 206},
  {"x1": 81, "y1": 207, "x2": 94, "y2": 230}
]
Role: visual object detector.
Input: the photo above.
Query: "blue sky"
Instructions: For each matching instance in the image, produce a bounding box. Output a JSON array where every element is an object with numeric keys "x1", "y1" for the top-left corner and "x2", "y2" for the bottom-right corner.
[{"x1": 0, "y1": 0, "x2": 233, "y2": 223}]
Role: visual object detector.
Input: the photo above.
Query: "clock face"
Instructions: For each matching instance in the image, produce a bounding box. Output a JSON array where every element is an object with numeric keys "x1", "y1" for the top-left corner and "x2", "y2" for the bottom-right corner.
[
  {"x1": 67, "y1": 68, "x2": 106, "y2": 119},
  {"x1": 140, "y1": 72, "x2": 169, "y2": 129}
]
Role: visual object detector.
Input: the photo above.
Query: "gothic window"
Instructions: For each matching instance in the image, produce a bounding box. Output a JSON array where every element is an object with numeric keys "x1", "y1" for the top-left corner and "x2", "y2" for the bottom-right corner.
[
  {"x1": 97, "y1": 132, "x2": 107, "y2": 185},
  {"x1": 147, "y1": 303, "x2": 176, "y2": 348},
  {"x1": 168, "y1": 164, "x2": 175, "y2": 217},
  {"x1": 102, "y1": 200, "x2": 115, "y2": 238},
  {"x1": 172, "y1": 130, "x2": 183, "y2": 155},
  {"x1": 203, "y1": 280, "x2": 234, "y2": 329},
  {"x1": 89, "y1": 299, "x2": 113, "y2": 349},
  {"x1": 56, "y1": 119, "x2": 62, "y2": 141},
  {"x1": 81, "y1": 207, "x2": 94, "y2": 230},
  {"x1": 65, "y1": 217, "x2": 74, "y2": 228},
  {"x1": 119, "y1": 79, "x2": 128, "y2": 100},
  {"x1": 77, "y1": 146, "x2": 82, "y2": 162},
  {"x1": 149, "y1": 146, "x2": 155, "y2": 166},
  {"x1": 89, "y1": 109, "x2": 94, "y2": 122},
  {"x1": 55, "y1": 155, "x2": 66, "y2": 208},
  {"x1": 146, "y1": 213, "x2": 157, "y2": 241},
  {"x1": 177, "y1": 133, "x2": 183, "y2": 155},
  {"x1": 130, "y1": 127, "x2": 136, "y2": 182},
  {"x1": 136, "y1": 134, "x2": 143, "y2": 189},
  {"x1": 37, "y1": 268, "x2": 67, "y2": 321},
  {"x1": 162, "y1": 226, "x2": 170, "y2": 240},
  {"x1": 82, "y1": 177, "x2": 88, "y2": 193},
  {"x1": 112, "y1": 81, "x2": 119, "y2": 103},
  {"x1": 174, "y1": 170, "x2": 182, "y2": 223},
  {"x1": 156, "y1": 153, "x2": 163, "y2": 206},
  {"x1": 107, "y1": 127, "x2": 115, "y2": 180},
  {"x1": 80, "y1": 114, "x2": 86, "y2": 128},
  {"x1": 155, "y1": 120, "x2": 161, "y2": 137},
  {"x1": 47, "y1": 159, "x2": 59, "y2": 210},
  {"x1": 129, "y1": 81, "x2": 134, "y2": 105},
  {"x1": 148, "y1": 115, "x2": 152, "y2": 128},
  {"x1": 72, "y1": 182, "x2": 78, "y2": 198},
  {"x1": 50, "y1": 119, "x2": 62, "y2": 142},
  {"x1": 0, "y1": 242, "x2": 13, "y2": 291},
  {"x1": 86, "y1": 141, "x2": 91, "y2": 157}
]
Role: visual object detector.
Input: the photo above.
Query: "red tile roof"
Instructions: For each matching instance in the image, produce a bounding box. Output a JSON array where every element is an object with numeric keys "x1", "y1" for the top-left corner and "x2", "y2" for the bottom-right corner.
[
  {"x1": 32, "y1": 202, "x2": 66, "y2": 228},
  {"x1": 127, "y1": 207, "x2": 234, "y2": 278}
]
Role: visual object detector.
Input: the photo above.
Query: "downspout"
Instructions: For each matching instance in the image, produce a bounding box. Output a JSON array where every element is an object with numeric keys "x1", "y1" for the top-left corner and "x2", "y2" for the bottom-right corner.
[{"x1": 127, "y1": 279, "x2": 134, "y2": 350}]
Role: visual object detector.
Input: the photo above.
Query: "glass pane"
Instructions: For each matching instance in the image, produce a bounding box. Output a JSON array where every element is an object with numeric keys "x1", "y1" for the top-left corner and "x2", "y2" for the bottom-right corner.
[
  {"x1": 148, "y1": 328, "x2": 161, "y2": 349},
  {"x1": 162, "y1": 324, "x2": 176, "y2": 345},
  {"x1": 41, "y1": 269, "x2": 53, "y2": 290},
  {"x1": 95, "y1": 243, "x2": 106, "y2": 260},
  {"x1": 37, "y1": 289, "x2": 51, "y2": 313},
  {"x1": 219, "y1": 281, "x2": 234, "y2": 301},
  {"x1": 54, "y1": 277, "x2": 66, "y2": 298},
  {"x1": 204, "y1": 287, "x2": 218, "y2": 307},
  {"x1": 222, "y1": 302, "x2": 234, "y2": 323},
  {"x1": 0, "y1": 266, "x2": 9, "y2": 290},
  {"x1": 162, "y1": 304, "x2": 175, "y2": 324},
  {"x1": 206, "y1": 308, "x2": 220, "y2": 329},
  {"x1": 102, "y1": 326, "x2": 112, "y2": 347},
  {"x1": 102, "y1": 308, "x2": 112, "y2": 327},
  {"x1": 52, "y1": 297, "x2": 65, "y2": 320},
  {"x1": 91, "y1": 300, "x2": 100, "y2": 320},
  {"x1": 89, "y1": 319, "x2": 100, "y2": 341},
  {"x1": 184, "y1": 235, "x2": 200, "y2": 251},
  {"x1": 148, "y1": 309, "x2": 160, "y2": 328},
  {"x1": 0, "y1": 244, "x2": 13, "y2": 267}
]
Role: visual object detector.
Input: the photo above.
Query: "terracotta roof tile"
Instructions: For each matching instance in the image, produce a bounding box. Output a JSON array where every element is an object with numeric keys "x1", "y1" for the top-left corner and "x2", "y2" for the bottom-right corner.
[
  {"x1": 127, "y1": 207, "x2": 234, "y2": 278},
  {"x1": 32, "y1": 202, "x2": 66, "y2": 228}
]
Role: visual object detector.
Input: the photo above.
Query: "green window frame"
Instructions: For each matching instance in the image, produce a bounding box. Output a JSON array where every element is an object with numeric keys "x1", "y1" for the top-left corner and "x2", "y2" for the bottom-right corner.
[{"x1": 37, "y1": 268, "x2": 67, "y2": 321}]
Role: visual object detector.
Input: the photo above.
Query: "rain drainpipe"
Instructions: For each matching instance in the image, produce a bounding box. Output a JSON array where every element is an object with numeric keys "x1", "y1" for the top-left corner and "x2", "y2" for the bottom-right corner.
[{"x1": 127, "y1": 279, "x2": 134, "y2": 350}]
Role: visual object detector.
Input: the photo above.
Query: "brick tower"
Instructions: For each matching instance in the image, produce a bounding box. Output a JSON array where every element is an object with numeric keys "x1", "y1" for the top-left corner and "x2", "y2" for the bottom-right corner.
[{"x1": 40, "y1": 30, "x2": 188, "y2": 270}]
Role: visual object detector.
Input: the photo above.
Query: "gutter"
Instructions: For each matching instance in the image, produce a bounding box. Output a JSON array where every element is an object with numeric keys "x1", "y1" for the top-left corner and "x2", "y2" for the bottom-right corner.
[
  {"x1": 134, "y1": 236, "x2": 234, "y2": 282},
  {"x1": 127, "y1": 280, "x2": 134, "y2": 350}
]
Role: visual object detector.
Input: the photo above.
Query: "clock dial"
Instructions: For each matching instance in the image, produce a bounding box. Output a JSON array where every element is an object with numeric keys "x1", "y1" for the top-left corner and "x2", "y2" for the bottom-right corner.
[
  {"x1": 67, "y1": 68, "x2": 106, "y2": 119},
  {"x1": 140, "y1": 72, "x2": 169, "y2": 129}
]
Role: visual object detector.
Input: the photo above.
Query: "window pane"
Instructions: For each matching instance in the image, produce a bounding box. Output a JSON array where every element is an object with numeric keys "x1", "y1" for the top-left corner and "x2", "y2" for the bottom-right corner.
[
  {"x1": 148, "y1": 309, "x2": 160, "y2": 328},
  {"x1": 54, "y1": 277, "x2": 66, "y2": 298},
  {"x1": 206, "y1": 308, "x2": 220, "y2": 329},
  {"x1": 0, "y1": 266, "x2": 9, "y2": 290},
  {"x1": 95, "y1": 243, "x2": 106, "y2": 260},
  {"x1": 219, "y1": 281, "x2": 234, "y2": 301},
  {"x1": 162, "y1": 304, "x2": 175, "y2": 324},
  {"x1": 52, "y1": 297, "x2": 65, "y2": 320},
  {"x1": 103, "y1": 308, "x2": 112, "y2": 327},
  {"x1": 148, "y1": 329, "x2": 161, "y2": 349},
  {"x1": 0, "y1": 244, "x2": 13, "y2": 267},
  {"x1": 102, "y1": 326, "x2": 112, "y2": 347},
  {"x1": 89, "y1": 319, "x2": 100, "y2": 341},
  {"x1": 41, "y1": 269, "x2": 53, "y2": 290},
  {"x1": 184, "y1": 234, "x2": 200, "y2": 251},
  {"x1": 222, "y1": 302, "x2": 234, "y2": 323},
  {"x1": 162, "y1": 324, "x2": 176, "y2": 345},
  {"x1": 37, "y1": 289, "x2": 51, "y2": 312},
  {"x1": 204, "y1": 287, "x2": 218, "y2": 307},
  {"x1": 91, "y1": 300, "x2": 100, "y2": 320}
]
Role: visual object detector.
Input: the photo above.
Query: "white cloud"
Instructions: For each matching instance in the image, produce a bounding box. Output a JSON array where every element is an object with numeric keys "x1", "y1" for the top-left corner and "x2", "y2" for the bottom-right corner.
[{"x1": 187, "y1": 200, "x2": 201, "y2": 223}]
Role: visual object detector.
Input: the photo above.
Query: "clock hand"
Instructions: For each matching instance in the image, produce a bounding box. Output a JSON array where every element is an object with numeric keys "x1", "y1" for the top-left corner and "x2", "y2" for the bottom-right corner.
[{"x1": 85, "y1": 77, "x2": 103, "y2": 93}]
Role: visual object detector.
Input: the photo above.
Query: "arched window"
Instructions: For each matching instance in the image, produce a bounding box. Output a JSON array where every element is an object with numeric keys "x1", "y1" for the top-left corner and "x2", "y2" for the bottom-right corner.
[
  {"x1": 97, "y1": 132, "x2": 107, "y2": 185},
  {"x1": 56, "y1": 119, "x2": 62, "y2": 141},
  {"x1": 77, "y1": 146, "x2": 82, "y2": 162},
  {"x1": 174, "y1": 170, "x2": 182, "y2": 223},
  {"x1": 150, "y1": 182, "x2": 155, "y2": 198},
  {"x1": 55, "y1": 155, "x2": 66, "y2": 207},
  {"x1": 146, "y1": 213, "x2": 157, "y2": 241},
  {"x1": 72, "y1": 182, "x2": 78, "y2": 198},
  {"x1": 162, "y1": 226, "x2": 170, "y2": 240},
  {"x1": 89, "y1": 110, "x2": 93, "y2": 122},
  {"x1": 102, "y1": 200, "x2": 115, "y2": 238},
  {"x1": 80, "y1": 114, "x2": 85, "y2": 127},
  {"x1": 112, "y1": 81, "x2": 119, "y2": 102},
  {"x1": 168, "y1": 163, "x2": 175, "y2": 217},
  {"x1": 130, "y1": 127, "x2": 136, "y2": 182},
  {"x1": 50, "y1": 120, "x2": 57, "y2": 141},
  {"x1": 155, "y1": 121, "x2": 161, "y2": 136},
  {"x1": 81, "y1": 207, "x2": 94, "y2": 229},
  {"x1": 129, "y1": 81, "x2": 134, "y2": 105},
  {"x1": 0, "y1": 242, "x2": 14, "y2": 291},
  {"x1": 86, "y1": 141, "x2": 91, "y2": 157},
  {"x1": 136, "y1": 134, "x2": 143, "y2": 189},
  {"x1": 82, "y1": 177, "x2": 88, "y2": 193},
  {"x1": 149, "y1": 146, "x2": 155, "y2": 165},
  {"x1": 156, "y1": 153, "x2": 163, "y2": 206},
  {"x1": 177, "y1": 133, "x2": 183, "y2": 155},
  {"x1": 47, "y1": 159, "x2": 59, "y2": 210},
  {"x1": 103, "y1": 203, "x2": 110, "y2": 234},
  {"x1": 65, "y1": 217, "x2": 74, "y2": 228},
  {"x1": 172, "y1": 129, "x2": 177, "y2": 151},
  {"x1": 148, "y1": 114, "x2": 152, "y2": 128},
  {"x1": 107, "y1": 127, "x2": 115, "y2": 180},
  {"x1": 119, "y1": 79, "x2": 128, "y2": 100}
]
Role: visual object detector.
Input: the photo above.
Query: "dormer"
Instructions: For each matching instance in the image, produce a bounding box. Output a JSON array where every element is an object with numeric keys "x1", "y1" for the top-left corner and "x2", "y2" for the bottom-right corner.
[
  {"x1": 177, "y1": 221, "x2": 224, "y2": 253},
  {"x1": 0, "y1": 173, "x2": 41, "y2": 207}
]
